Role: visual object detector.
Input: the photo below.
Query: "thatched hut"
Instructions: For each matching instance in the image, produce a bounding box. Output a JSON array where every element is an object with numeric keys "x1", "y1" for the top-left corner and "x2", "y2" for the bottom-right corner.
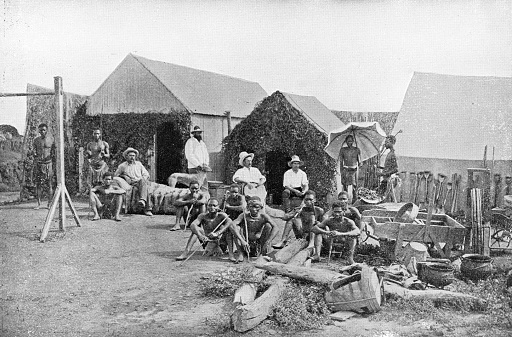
[{"x1": 222, "y1": 91, "x2": 342, "y2": 206}]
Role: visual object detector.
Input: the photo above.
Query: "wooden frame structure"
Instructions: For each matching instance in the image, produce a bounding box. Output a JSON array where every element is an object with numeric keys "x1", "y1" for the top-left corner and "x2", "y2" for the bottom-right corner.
[{"x1": 1, "y1": 76, "x2": 81, "y2": 242}]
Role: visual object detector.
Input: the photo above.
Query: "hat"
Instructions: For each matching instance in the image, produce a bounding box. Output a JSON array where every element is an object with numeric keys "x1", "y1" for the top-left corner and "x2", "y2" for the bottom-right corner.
[
  {"x1": 506, "y1": 175, "x2": 512, "y2": 179},
  {"x1": 190, "y1": 126, "x2": 203, "y2": 134},
  {"x1": 288, "y1": 155, "x2": 304, "y2": 167},
  {"x1": 123, "y1": 147, "x2": 139, "y2": 159},
  {"x1": 238, "y1": 151, "x2": 254, "y2": 166}
]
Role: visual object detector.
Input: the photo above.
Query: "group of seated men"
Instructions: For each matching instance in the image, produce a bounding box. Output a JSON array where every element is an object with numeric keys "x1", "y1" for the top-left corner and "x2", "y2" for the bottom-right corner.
[{"x1": 88, "y1": 146, "x2": 362, "y2": 264}]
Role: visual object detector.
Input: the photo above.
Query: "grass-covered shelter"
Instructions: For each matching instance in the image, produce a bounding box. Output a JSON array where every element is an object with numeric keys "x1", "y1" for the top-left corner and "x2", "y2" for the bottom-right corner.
[{"x1": 222, "y1": 91, "x2": 342, "y2": 206}]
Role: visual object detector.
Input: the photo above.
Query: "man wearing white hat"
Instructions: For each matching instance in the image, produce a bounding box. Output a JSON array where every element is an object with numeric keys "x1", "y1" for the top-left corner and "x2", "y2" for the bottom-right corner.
[
  {"x1": 233, "y1": 152, "x2": 267, "y2": 204},
  {"x1": 185, "y1": 126, "x2": 210, "y2": 174},
  {"x1": 282, "y1": 155, "x2": 309, "y2": 212},
  {"x1": 114, "y1": 147, "x2": 152, "y2": 216}
]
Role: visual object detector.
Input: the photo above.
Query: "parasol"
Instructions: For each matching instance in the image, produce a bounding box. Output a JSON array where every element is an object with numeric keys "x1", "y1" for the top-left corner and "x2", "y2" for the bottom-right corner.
[{"x1": 324, "y1": 122, "x2": 387, "y2": 163}]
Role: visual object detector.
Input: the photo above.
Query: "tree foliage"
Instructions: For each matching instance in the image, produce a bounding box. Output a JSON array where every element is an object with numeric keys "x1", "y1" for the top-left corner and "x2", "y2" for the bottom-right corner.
[{"x1": 222, "y1": 91, "x2": 337, "y2": 206}]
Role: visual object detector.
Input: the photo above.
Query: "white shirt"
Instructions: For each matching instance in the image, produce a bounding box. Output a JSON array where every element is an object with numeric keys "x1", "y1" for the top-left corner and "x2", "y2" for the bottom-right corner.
[
  {"x1": 115, "y1": 161, "x2": 150, "y2": 182},
  {"x1": 283, "y1": 169, "x2": 308, "y2": 188},
  {"x1": 233, "y1": 167, "x2": 264, "y2": 184},
  {"x1": 184, "y1": 137, "x2": 209, "y2": 169}
]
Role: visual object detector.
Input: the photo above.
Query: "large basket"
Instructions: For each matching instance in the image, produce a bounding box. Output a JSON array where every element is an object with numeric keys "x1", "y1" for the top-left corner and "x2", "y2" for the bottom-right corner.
[
  {"x1": 325, "y1": 265, "x2": 383, "y2": 313},
  {"x1": 460, "y1": 254, "x2": 493, "y2": 281}
]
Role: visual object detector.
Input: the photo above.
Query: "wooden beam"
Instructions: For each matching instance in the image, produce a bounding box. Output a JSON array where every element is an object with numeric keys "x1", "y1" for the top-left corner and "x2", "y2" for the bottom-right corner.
[
  {"x1": 256, "y1": 261, "x2": 344, "y2": 285},
  {"x1": 287, "y1": 247, "x2": 313, "y2": 266},
  {"x1": 273, "y1": 238, "x2": 308, "y2": 264},
  {"x1": 54, "y1": 77, "x2": 66, "y2": 230},
  {"x1": 0, "y1": 92, "x2": 54, "y2": 97}
]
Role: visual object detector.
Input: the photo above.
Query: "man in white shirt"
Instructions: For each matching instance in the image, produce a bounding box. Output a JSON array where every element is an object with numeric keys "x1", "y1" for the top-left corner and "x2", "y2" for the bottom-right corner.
[
  {"x1": 185, "y1": 126, "x2": 210, "y2": 174},
  {"x1": 233, "y1": 151, "x2": 267, "y2": 204},
  {"x1": 114, "y1": 147, "x2": 152, "y2": 216},
  {"x1": 282, "y1": 155, "x2": 309, "y2": 212}
]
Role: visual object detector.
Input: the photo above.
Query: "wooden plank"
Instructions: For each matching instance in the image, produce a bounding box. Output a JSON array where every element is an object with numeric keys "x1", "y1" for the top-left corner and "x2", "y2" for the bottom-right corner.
[
  {"x1": 233, "y1": 284, "x2": 257, "y2": 305},
  {"x1": 232, "y1": 278, "x2": 288, "y2": 332},
  {"x1": 54, "y1": 77, "x2": 66, "y2": 231},
  {"x1": 373, "y1": 222, "x2": 465, "y2": 244},
  {"x1": 255, "y1": 261, "x2": 344, "y2": 285},
  {"x1": 287, "y1": 247, "x2": 313, "y2": 266},
  {"x1": 273, "y1": 239, "x2": 308, "y2": 264},
  {"x1": 40, "y1": 184, "x2": 62, "y2": 242},
  {"x1": 0, "y1": 92, "x2": 54, "y2": 97}
]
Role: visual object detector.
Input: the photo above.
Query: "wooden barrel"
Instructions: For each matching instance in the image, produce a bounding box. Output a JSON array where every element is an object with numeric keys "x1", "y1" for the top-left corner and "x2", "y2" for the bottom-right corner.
[
  {"x1": 402, "y1": 242, "x2": 429, "y2": 267},
  {"x1": 461, "y1": 254, "x2": 493, "y2": 281},
  {"x1": 324, "y1": 265, "x2": 383, "y2": 313}
]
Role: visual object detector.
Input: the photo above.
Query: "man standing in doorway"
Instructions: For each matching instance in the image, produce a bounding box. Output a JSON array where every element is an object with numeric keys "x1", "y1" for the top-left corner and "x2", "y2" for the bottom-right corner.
[
  {"x1": 282, "y1": 155, "x2": 309, "y2": 212},
  {"x1": 31, "y1": 123, "x2": 55, "y2": 209},
  {"x1": 185, "y1": 126, "x2": 210, "y2": 174}
]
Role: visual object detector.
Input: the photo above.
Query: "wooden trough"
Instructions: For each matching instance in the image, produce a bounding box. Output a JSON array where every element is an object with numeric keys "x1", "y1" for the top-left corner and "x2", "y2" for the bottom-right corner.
[{"x1": 362, "y1": 208, "x2": 466, "y2": 259}]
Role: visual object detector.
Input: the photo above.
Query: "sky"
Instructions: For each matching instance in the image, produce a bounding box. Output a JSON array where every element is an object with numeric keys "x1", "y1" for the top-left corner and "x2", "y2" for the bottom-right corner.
[{"x1": 1, "y1": 0, "x2": 511, "y2": 135}]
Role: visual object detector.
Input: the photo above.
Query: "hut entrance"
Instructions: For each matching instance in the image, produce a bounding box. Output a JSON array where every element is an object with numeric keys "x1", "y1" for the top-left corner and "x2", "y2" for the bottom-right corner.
[
  {"x1": 156, "y1": 122, "x2": 183, "y2": 184},
  {"x1": 265, "y1": 151, "x2": 289, "y2": 206}
]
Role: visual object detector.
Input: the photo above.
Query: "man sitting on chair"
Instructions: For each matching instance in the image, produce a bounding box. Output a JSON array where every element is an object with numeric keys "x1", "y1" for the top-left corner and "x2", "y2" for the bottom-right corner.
[
  {"x1": 311, "y1": 200, "x2": 360, "y2": 264},
  {"x1": 273, "y1": 190, "x2": 324, "y2": 249},
  {"x1": 170, "y1": 180, "x2": 207, "y2": 231},
  {"x1": 175, "y1": 199, "x2": 249, "y2": 262},
  {"x1": 114, "y1": 147, "x2": 153, "y2": 216},
  {"x1": 282, "y1": 155, "x2": 309, "y2": 213},
  {"x1": 90, "y1": 172, "x2": 125, "y2": 221},
  {"x1": 233, "y1": 152, "x2": 267, "y2": 205}
]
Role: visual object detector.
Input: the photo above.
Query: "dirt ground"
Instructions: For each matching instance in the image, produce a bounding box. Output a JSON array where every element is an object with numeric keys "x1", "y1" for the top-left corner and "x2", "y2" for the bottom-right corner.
[{"x1": 0, "y1": 199, "x2": 498, "y2": 337}]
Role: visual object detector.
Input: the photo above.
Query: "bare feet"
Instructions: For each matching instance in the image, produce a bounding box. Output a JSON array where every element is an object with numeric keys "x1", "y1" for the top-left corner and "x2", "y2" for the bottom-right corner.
[
  {"x1": 170, "y1": 225, "x2": 181, "y2": 231},
  {"x1": 92, "y1": 215, "x2": 101, "y2": 221},
  {"x1": 272, "y1": 241, "x2": 287, "y2": 249},
  {"x1": 237, "y1": 252, "x2": 245, "y2": 263},
  {"x1": 114, "y1": 216, "x2": 121, "y2": 222},
  {"x1": 175, "y1": 252, "x2": 188, "y2": 261}
]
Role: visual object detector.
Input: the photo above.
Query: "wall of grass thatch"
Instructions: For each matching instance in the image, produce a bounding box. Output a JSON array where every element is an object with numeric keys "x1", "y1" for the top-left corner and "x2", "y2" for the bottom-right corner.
[
  {"x1": 72, "y1": 109, "x2": 191, "y2": 191},
  {"x1": 222, "y1": 91, "x2": 337, "y2": 207},
  {"x1": 331, "y1": 110, "x2": 399, "y2": 135}
]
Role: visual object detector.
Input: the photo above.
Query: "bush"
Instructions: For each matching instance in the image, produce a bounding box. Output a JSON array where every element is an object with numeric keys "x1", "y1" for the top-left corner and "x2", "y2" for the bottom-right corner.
[{"x1": 198, "y1": 265, "x2": 270, "y2": 298}]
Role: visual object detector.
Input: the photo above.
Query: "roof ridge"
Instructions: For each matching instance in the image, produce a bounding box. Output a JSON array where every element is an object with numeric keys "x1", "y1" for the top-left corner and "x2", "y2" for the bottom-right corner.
[{"x1": 131, "y1": 53, "x2": 260, "y2": 85}]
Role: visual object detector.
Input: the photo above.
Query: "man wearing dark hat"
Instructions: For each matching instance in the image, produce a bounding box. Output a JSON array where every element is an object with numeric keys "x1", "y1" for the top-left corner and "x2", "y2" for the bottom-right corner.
[
  {"x1": 185, "y1": 126, "x2": 210, "y2": 174},
  {"x1": 282, "y1": 155, "x2": 309, "y2": 212},
  {"x1": 377, "y1": 135, "x2": 398, "y2": 196},
  {"x1": 115, "y1": 147, "x2": 153, "y2": 216}
]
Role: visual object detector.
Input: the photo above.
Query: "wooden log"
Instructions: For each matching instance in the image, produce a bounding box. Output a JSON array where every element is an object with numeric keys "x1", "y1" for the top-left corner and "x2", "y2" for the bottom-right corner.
[
  {"x1": 232, "y1": 278, "x2": 288, "y2": 332},
  {"x1": 232, "y1": 268, "x2": 266, "y2": 305},
  {"x1": 384, "y1": 281, "x2": 487, "y2": 311},
  {"x1": 233, "y1": 284, "x2": 257, "y2": 305},
  {"x1": 256, "y1": 261, "x2": 344, "y2": 285},
  {"x1": 287, "y1": 247, "x2": 313, "y2": 266},
  {"x1": 273, "y1": 238, "x2": 308, "y2": 264}
]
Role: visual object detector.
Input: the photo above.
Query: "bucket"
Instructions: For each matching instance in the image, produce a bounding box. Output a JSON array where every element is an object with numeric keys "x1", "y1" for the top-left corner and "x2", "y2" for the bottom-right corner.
[
  {"x1": 417, "y1": 262, "x2": 455, "y2": 288},
  {"x1": 325, "y1": 265, "x2": 383, "y2": 313},
  {"x1": 460, "y1": 254, "x2": 493, "y2": 281}
]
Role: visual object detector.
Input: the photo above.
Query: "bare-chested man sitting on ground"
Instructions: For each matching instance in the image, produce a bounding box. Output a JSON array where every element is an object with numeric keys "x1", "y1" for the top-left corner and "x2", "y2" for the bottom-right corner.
[
  {"x1": 273, "y1": 190, "x2": 325, "y2": 250},
  {"x1": 170, "y1": 180, "x2": 207, "y2": 231},
  {"x1": 175, "y1": 199, "x2": 249, "y2": 262},
  {"x1": 89, "y1": 172, "x2": 125, "y2": 221},
  {"x1": 311, "y1": 200, "x2": 360, "y2": 264},
  {"x1": 232, "y1": 197, "x2": 277, "y2": 259}
]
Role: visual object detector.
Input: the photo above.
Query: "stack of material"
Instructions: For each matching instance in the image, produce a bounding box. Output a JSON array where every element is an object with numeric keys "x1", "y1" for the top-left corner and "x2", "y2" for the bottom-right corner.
[{"x1": 470, "y1": 188, "x2": 485, "y2": 255}]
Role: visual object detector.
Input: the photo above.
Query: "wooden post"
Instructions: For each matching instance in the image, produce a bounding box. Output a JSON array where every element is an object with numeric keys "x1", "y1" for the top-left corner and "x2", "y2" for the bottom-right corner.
[
  {"x1": 225, "y1": 110, "x2": 232, "y2": 134},
  {"x1": 55, "y1": 76, "x2": 66, "y2": 230},
  {"x1": 78, "y1": 147, "x2": 84, "y2": 195}
]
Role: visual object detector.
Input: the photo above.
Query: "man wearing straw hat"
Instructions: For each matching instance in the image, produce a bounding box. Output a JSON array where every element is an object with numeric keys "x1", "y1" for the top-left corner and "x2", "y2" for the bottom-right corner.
[
  {"x1": 185, "y1": 126, "x2": 211, "y2": 174},
  {"x1": 282, "y1": 155, "x2": 309, "y2": 213},
  {"x1": 114, "y1": 147, "x2": 153, "y2": 216},
  {"x1": 233, "y1": 151, "x2": 267, "y2": 204}
]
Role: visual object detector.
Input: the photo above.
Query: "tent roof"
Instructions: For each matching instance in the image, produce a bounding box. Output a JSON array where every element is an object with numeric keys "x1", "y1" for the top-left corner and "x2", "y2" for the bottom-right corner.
[
  {"x1": 393, "y1": 72, "x2": 512, "y2": 161},
  {"x1": 131, "y1": 54, "x2": 267, "y2": 118},
  {"x1": 282, "y1": 92, "x2": 342, "y2": 134}
]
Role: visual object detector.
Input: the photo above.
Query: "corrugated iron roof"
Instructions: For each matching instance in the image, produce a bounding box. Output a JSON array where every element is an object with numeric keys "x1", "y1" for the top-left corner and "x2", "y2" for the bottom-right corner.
[
  {"x1": 394, "y1": 72, "x2": 512, "y2": 160},
  {"x1": 132, "y1": 54, "x2": 267, "y2": 118},
  {"x1": 282, "y1": 92, "x2": 342, "y2": 134}
]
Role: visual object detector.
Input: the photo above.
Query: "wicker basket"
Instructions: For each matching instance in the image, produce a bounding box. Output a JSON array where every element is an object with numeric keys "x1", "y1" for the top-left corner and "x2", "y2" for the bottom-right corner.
[{"x1": 325, "y1": 265, "x2": 383, "y2": 313}]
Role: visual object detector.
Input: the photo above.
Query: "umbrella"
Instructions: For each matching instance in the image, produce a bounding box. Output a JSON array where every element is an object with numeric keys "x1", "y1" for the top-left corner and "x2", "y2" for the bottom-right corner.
[{"x1": 324, "y1": 122, "x2": 387, "y2": 162}]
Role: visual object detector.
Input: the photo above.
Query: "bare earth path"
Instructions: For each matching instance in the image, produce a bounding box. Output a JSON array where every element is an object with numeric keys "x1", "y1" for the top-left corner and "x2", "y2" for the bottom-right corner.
[{"x1": 0, "y1": 200, "x2": 480, "y2": 337}]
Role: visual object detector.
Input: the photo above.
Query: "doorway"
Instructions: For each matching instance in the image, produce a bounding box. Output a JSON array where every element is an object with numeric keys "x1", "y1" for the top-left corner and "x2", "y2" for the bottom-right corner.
[
  {"x1": 156, "y1": 122, "x2": 184, "y2": 185},
  {"x1": 265, "y1": 151, "x2": 289, "y2": 205}
]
